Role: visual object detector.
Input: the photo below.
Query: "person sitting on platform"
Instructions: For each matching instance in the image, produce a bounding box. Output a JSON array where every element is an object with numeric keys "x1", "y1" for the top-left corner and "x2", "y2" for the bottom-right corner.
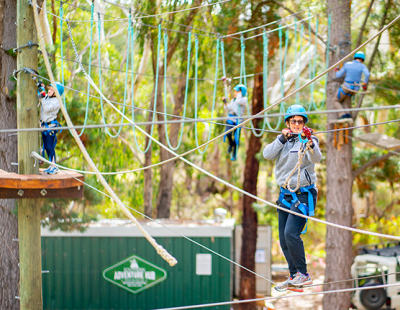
[
  {"x1": 222, "y1": 84, "x2": 247, "y2": 160},
  {"x1": 263, "y1": 104, "x2": 322, "y2": 292},
  {"x1": 334, "y1": 51, "x2": 370, "y2": 119},
  {"x1": 38, "y1": 82, "x2": 64, "y2": 175}
]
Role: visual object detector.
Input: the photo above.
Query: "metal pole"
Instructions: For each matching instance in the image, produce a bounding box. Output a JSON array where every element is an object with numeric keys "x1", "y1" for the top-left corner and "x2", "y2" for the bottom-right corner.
[{"x1": 16, "y1": 0, "x2": 41, "y2": 307}]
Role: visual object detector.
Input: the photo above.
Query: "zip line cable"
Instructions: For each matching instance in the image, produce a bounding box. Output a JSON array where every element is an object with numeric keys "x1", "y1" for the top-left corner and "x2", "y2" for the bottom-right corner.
[
  {"x1": 29, "y1": 117, "x2": 400, "y2": 175},
  {"x1": 38, "y1": 9, "x2": 400, "y2": 243}
]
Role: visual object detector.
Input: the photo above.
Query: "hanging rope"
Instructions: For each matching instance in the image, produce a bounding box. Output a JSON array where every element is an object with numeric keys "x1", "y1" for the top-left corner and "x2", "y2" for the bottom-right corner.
[
  {"x1": 98, "y1": 12, "x2": 126, "y2": 138},
  {"x1": 161, "y1": 32, "x2": 188, "y2": 150},
  {"x1": 132, "y1": 24, "x2": 161, "y2": 153},
  {"x1": 193, "y1": 35, "x2": 219, "y2": 154},
  {"x1": 308, "y1": 15, "x2": 319, "y2": 111},
  {"x1": 76, "y1": 2, "x2": 95, "y2": 136},
  {"x1": 322, "y1": 14, "x2": 332, "y2": 108}
]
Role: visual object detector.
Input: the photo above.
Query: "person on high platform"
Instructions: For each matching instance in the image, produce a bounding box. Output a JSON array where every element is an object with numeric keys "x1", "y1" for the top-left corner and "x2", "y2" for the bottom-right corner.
[
  {"x1": 38, "y1": 82, "x2": 64, "y2": 175},
  {"x1": 334, "y1": 51, "x2": 370, "y2": 119},
  {"x1": 263, "y1": 104, "x2": 322, "y2": 293},
  {"x1": 222, "y1": 84, "x2": 247, "y2": 161}
]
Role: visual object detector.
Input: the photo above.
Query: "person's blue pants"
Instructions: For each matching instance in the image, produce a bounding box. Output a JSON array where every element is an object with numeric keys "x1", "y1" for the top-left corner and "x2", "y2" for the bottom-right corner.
[
  {"x1": 277, "y1": 188, "x2": 317, "y2": 277},
  {"x1": 42, "y1": 132, "x2": 57, "y2": 163}
]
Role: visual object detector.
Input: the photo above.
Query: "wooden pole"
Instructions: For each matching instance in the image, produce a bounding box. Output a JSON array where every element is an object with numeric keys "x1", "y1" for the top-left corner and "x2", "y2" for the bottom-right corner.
[{"x1": 16, "y1": 0, "x2": 41, "y2": 307}]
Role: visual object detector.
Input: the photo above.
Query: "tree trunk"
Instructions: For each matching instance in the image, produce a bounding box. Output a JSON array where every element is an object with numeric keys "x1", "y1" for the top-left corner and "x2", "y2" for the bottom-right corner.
[
  {"x1": 323, "y1": 1, "x2": 353, "y2": 309},
  {"x1": 156, "y1": 77, "x2": 187, "y2": 218},
  {"x1": 0, "y1": 0, "x2": 19, "y2": 307},
  {"x1": 238, "y1": 71, "x2": 264, "y2": 310}
]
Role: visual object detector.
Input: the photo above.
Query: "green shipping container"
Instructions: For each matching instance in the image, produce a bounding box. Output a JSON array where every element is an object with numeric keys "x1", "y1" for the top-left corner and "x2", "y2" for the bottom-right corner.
[{"x1": 41, "y1": 220, "x2": 235, "y2": 310}]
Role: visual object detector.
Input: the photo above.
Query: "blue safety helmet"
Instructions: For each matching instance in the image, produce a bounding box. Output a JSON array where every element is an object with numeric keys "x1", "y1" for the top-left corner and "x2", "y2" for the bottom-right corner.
[
  {"x1": 233, "y1": 84, "x2": 247, "y2": 97},
  {"x1": 354, "y1": 51, "x2": 365, "y2": 61},
  {"x1": 284, "y1": 104, "x2": 308, "y2": 123},
  {"x1": 50, "y1": 82, "x2": 65, "y2": 96}
]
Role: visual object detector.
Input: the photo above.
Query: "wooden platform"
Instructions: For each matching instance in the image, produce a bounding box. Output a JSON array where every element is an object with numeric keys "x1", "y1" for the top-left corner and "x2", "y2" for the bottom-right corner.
[
  {"x1": 0, "y1": 169, "x2": 84, "y2": 199},
  {"x1": 356, "y1": 133, "x2": 400, "y2": 150}
]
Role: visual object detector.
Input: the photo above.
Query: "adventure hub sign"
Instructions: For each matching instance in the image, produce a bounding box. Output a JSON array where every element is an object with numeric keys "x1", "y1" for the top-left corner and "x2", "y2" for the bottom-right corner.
[{"x1": 103, "y1": 255, "x2": 167, "y2": 294}]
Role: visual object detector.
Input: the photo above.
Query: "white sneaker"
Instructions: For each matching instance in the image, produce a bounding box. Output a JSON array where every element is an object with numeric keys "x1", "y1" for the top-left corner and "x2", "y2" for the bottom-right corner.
[{"x1": 46, "y1": 166, "x2": 59, "y2": 175}]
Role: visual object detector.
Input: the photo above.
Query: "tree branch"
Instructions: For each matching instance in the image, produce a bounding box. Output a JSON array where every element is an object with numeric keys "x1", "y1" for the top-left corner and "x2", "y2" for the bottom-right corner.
[
  {"x1": 356, "y1": 0, "x2": 375, "y2": 48},
  {"x1": 352, "y1": 147, "x2": 400, "y2": 180},
  {"x1": 271, "y1": 0, "x2": 326, "y2": 44}
]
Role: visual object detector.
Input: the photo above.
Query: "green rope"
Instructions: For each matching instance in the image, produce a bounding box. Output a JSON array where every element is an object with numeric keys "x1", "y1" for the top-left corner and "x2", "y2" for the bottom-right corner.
[
  {"x1": 193, "y1": 36, "x2": 219, "y2": 154},
  {"x1": 220, "y1": 39, "x2": 228, "y2": 99},
  {"x1": 322, "y1": 14, "x2": 331, "y2": 108},
  {"x1": 59, "y1": 4, "x2": 67, "y2": 109},
  {"x1": 132, "y1": 24, "x2": 161, "y2": 153},
  {"x1": 98, "y1": 13, "x2": 126, "y2": 138},
  {"x1": 295, "y1": 24, "x2": 304, "y2": 105},
  {"x1": 308, "y1": 15, "x2": 319, "y2": 111},
  {"x1": 78, "y1": 2, "x2": 95, "y2": 136},
  {"x1": 161, "y1": 32, "x2": 191, "y2": 150}
]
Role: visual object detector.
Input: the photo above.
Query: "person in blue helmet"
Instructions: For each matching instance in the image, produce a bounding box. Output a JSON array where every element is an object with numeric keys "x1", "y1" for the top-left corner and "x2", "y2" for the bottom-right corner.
[
  {"x1": 263, "y1": 104, "x2": 322, "y2": 292},
  {"x1": 222, "y1": 84, "x2": 247, "y2": 160},
  {"x1": 38, "y1": 82, "x2": 64, "y2": 175},
  {"x1": 334, "y1": 51, "x2": 370, "y2": 119}
]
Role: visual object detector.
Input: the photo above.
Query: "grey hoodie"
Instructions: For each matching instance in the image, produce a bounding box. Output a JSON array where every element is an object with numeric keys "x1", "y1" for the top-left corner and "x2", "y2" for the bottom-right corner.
[
  {"x1": 263, "y1": 134, "x2": 322, "y2": 188},
  {"x1": 40, "y1": 95, "x2": 60, "y2": 124}
]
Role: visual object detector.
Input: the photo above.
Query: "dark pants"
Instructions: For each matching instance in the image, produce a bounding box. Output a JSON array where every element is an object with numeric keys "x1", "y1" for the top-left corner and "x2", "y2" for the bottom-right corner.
[
  {"x1": 278, "y1": 188, "x2": 317, "y2": 278},
  {"x1": 42, "y1": 131, "x2": 57, "y2": 163},
  {"x1": 225, "y1": 122, "x2": 236, "y2": 147}
]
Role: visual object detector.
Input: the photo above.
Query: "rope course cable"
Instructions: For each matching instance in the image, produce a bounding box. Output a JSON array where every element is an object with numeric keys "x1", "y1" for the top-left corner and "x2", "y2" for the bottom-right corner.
[
  {"x1": 30, "y1": 115, "x2": 400, "y2": 175},
  {"x1": 151, "y1": 283, "x2": 400, "y2": 310},
  {"x1": 40, "y1": 9, "x2": 400, "y2": 244},
  {"x1": 30, "y1": 162, "x2": 400, "y2": 302}
]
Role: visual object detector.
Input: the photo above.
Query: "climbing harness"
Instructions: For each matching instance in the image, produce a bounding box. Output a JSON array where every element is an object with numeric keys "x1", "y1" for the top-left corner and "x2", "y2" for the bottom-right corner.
[{"x1": 40, "y1": 119, "x2": 63, "y2": 136}]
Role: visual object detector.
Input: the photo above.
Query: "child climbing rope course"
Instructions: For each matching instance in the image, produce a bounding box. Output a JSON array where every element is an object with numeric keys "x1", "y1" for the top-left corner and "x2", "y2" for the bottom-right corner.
[
  {"x1": 334, "y1": 51, "x2": 370, "y2": 119},
  {"x1": 222, "y1": 84, "x2": 247, "y2": 161},
  {"x1": 38, "y1": 82, "x2": 64, "y2": 175},
  {"x1": 263, "y1": 104, "x2": 322, "y2": 292}
]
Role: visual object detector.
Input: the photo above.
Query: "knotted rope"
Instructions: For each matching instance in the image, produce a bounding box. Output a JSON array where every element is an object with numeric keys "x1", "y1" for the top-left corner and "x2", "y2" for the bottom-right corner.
[{"x1": 282, "y1": 139, "x2": 314, "y2": 192}]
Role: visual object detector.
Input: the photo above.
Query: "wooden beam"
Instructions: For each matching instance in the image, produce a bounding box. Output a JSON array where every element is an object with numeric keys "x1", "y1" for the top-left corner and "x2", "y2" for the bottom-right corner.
[
  {"x1": 0, "y1": 169, "x2": 84, "y2": 189},
  {"x1": 0, "y1": 186, "x2": 83, "y2": 199}
]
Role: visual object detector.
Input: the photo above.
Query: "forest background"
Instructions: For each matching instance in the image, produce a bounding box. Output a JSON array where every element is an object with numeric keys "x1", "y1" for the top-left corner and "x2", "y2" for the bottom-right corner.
[{"x1": 0, "y1": 0, "x2": 400, "y2": 309}]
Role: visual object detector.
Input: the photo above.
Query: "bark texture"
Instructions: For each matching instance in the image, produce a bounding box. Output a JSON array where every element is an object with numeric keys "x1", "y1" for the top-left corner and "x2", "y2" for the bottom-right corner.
[
  {"x1": 0, "y1": 0, "x2": 19, "y2": 307},
  {"x1": 238, "y1": 72, "x2": 264, "y2": 310},
  {"x1": 323, "y1": 1, "x2": 353, "y2": 309}
]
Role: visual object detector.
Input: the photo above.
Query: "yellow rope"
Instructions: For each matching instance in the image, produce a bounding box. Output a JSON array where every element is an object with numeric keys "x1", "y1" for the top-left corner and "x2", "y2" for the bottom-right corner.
[{"x1": 31, "y1": 0, "x2": 177, "y2": 266}]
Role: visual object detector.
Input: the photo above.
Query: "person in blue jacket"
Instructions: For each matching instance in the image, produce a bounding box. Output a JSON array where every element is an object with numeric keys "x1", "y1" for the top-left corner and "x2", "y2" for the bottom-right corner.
[
  {"x1": 263, "y1": 104, "x2": 322, "y2": 292},
  {"x1": 334, "y1": 51, "x2": 370, "y2": 119}
]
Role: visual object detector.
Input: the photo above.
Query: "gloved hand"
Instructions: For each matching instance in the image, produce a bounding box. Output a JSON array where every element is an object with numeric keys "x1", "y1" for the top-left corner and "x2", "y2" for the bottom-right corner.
[
  {"x1": 222, "y1": 97, "x2": 227, "y2": 104},
  {"x1": 37, "y1": 83, "x2": 46, "y2": 98},
  {"x1": 335, "y1": 67, "x2": 340, "y2": 72},
  {"x1": 301, "y1": 126, "x2": 313, "y2": 140},
  {"x1": 362, "y1": 83, "x2": 367, "y2": 90}
]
